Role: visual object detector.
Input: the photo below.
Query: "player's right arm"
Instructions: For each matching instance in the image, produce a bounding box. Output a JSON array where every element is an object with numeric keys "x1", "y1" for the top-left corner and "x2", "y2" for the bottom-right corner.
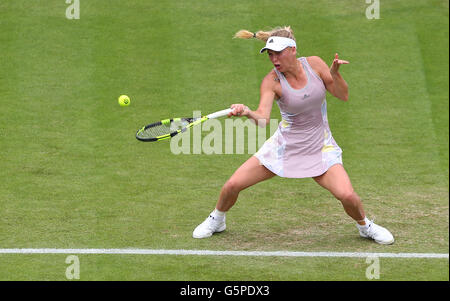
[{"x1": 229, "y1": 70, "x2": 277, "y2": 127}]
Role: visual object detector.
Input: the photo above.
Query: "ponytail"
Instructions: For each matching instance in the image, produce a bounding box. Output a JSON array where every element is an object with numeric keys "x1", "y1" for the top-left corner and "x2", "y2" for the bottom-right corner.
[
  {"x1": 234, "y1": 29, "x2": 271, "y2": 42},
  {"x1": 233, "y1": 26, "x2": 296, "y2": 42}
]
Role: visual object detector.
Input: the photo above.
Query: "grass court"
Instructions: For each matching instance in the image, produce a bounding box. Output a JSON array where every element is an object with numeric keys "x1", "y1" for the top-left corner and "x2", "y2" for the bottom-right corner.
[{"x1": 0, "y1": 0, "x2": 448, "y2": 281}]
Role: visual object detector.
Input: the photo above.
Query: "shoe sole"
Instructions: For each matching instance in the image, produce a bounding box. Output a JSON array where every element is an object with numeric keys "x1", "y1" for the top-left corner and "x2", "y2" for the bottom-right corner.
[
  {"x1": 193, "y1": 224, "x2": 226, "y2": 239},
  {"x1": 375, "y1": 238, "x2": 395, "y2": 245},
  {"x1": 360, "y1": 233, "x2": 395, "y2": 245}
]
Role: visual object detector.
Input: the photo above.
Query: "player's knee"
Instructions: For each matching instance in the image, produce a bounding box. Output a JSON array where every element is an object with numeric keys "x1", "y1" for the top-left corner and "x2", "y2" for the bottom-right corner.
[
  {"x1": 223, "y1": 179, "x2": 242, "y2": 194},
  {"x1": 335, "y1": 189, "x2": 356, "y2": 203}
]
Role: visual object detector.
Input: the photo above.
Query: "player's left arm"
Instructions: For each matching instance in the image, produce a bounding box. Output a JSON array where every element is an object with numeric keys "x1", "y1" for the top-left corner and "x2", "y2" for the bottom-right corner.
[{"x1": 308, "y1": 54, "x2": 349, "y2": 101}]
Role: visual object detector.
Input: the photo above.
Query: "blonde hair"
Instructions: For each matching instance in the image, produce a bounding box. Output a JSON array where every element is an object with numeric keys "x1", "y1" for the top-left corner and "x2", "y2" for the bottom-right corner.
[{"x1": 234, "y1": 26, "x2": 296, "y2": 42}]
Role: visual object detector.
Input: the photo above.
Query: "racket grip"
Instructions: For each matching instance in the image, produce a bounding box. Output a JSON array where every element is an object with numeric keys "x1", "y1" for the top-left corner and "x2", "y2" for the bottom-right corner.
[{"x1": 206, "y1": 108, "x2": 234, "y2": 119}]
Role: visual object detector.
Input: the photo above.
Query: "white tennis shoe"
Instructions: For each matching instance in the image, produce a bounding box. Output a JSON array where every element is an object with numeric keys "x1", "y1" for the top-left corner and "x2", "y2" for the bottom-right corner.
[
  {"x1": 357, "y1": 220, "x2": 394, "y2": 245},
  {"x1": 193, "y1": 215, "x2": 226, "y2": 239}
]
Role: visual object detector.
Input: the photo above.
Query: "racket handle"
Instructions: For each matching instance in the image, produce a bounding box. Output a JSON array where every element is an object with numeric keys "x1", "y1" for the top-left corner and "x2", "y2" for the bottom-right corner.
[{"x1": 206, "y1": 108, "x2": 234, "y2": 119}]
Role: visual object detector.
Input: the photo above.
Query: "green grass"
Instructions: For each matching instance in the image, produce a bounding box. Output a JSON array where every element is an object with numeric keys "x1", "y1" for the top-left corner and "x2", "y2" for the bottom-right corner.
[
  {"x1": 0, "y1": 255, "x2": 447, "y2": 281},
  {"x1": 0, "y1": 0, "x2": 448, "y2": 281}
]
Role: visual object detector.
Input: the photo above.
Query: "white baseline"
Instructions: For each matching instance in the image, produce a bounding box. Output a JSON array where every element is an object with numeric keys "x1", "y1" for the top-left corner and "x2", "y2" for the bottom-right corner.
[{"x1": 0, "y1": 249, "x2": 447, "y2": 259}]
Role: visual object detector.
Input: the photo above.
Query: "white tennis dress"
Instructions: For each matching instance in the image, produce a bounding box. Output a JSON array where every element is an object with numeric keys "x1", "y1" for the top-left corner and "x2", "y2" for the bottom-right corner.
[{"x1": 254, "y1": 57, "x2": 343, "y2": 178}]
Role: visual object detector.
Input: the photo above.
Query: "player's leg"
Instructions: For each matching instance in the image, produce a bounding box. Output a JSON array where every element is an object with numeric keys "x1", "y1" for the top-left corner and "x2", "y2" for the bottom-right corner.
[
  {"x1": 216, "y1": 156, "x2": 276, "y2": 212},
  {"x1": 313, "y1": 164, "x2": 365, "y2": 221},
  {"x1": 313, "y1": 164, "x2": 394, "y2": 244},
  {"x1": 193, "y1": 156, "x2": 275, "y2": 238}
]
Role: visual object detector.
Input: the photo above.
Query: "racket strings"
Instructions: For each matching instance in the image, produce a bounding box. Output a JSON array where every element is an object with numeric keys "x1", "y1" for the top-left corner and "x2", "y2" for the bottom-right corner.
[
  {"x1": 141, "y1": 123, "x2": 173, "y2": 139},
  {"x1": 139, "y1": 119, "x2": 191, "y2": 139},
  {"x1": 136, "y1": 118, "x2": 194, "y2": 141}
]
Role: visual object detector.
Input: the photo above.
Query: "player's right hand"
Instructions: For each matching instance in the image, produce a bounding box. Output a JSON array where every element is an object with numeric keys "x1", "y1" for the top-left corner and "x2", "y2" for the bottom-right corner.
[{"x1": 229, "y1": 104, "x2": 250, "y2": 117}]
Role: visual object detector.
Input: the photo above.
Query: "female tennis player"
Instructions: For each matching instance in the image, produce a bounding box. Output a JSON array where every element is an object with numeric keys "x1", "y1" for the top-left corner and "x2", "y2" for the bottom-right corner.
[{"x1": 193, "y1": 26, "x2": 394, "y2": 244}]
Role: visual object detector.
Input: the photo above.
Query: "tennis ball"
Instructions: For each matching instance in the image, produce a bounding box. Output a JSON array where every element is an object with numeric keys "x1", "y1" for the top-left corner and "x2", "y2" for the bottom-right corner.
[{"x1": 118, "y1": 95, "x2": 130, "y2": 106}]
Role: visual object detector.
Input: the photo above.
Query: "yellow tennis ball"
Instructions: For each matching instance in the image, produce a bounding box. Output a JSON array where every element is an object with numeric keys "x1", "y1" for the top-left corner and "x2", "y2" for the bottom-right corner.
[{"x1": 118, "y1": 95, "x2": 130, "y2": 106}]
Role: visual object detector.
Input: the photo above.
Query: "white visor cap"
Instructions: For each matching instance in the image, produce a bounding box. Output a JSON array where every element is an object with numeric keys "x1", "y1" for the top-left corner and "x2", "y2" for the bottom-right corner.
[{"x1": 260, "y1": 36, "x2": 297, "y2": 53}]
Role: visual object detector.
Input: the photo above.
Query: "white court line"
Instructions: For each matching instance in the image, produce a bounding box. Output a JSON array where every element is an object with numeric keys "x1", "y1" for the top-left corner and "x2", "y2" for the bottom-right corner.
[{"x1": 0, "y1": 249, "x2": 448, "y2": 259}]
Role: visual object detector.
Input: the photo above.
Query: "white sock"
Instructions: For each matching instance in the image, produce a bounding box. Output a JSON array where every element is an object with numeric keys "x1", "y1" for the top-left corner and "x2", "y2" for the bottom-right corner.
[
  {"x1": 357, "y1": 217, "x2": 371, "y2": 228},
  {"x1": 210, "y1": 209, "x2": 225, "y2": 220}
]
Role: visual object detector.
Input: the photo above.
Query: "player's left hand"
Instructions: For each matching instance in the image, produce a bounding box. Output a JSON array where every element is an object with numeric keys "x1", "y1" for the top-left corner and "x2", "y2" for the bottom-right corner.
[{"x1": 330, "y1": 53, "x2": 349, "y2": 75}]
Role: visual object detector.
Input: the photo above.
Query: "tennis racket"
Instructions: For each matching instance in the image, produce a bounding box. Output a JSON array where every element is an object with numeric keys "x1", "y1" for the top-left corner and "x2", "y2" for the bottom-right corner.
[{"x1": 136, "y1": 108, "x2": 234, "y2": 142}]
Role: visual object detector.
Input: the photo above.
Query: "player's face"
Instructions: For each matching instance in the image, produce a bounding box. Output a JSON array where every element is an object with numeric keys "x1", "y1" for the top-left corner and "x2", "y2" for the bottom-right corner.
[{"x1": 268, "y1": 47, "x2": 296, "y2": 72}]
